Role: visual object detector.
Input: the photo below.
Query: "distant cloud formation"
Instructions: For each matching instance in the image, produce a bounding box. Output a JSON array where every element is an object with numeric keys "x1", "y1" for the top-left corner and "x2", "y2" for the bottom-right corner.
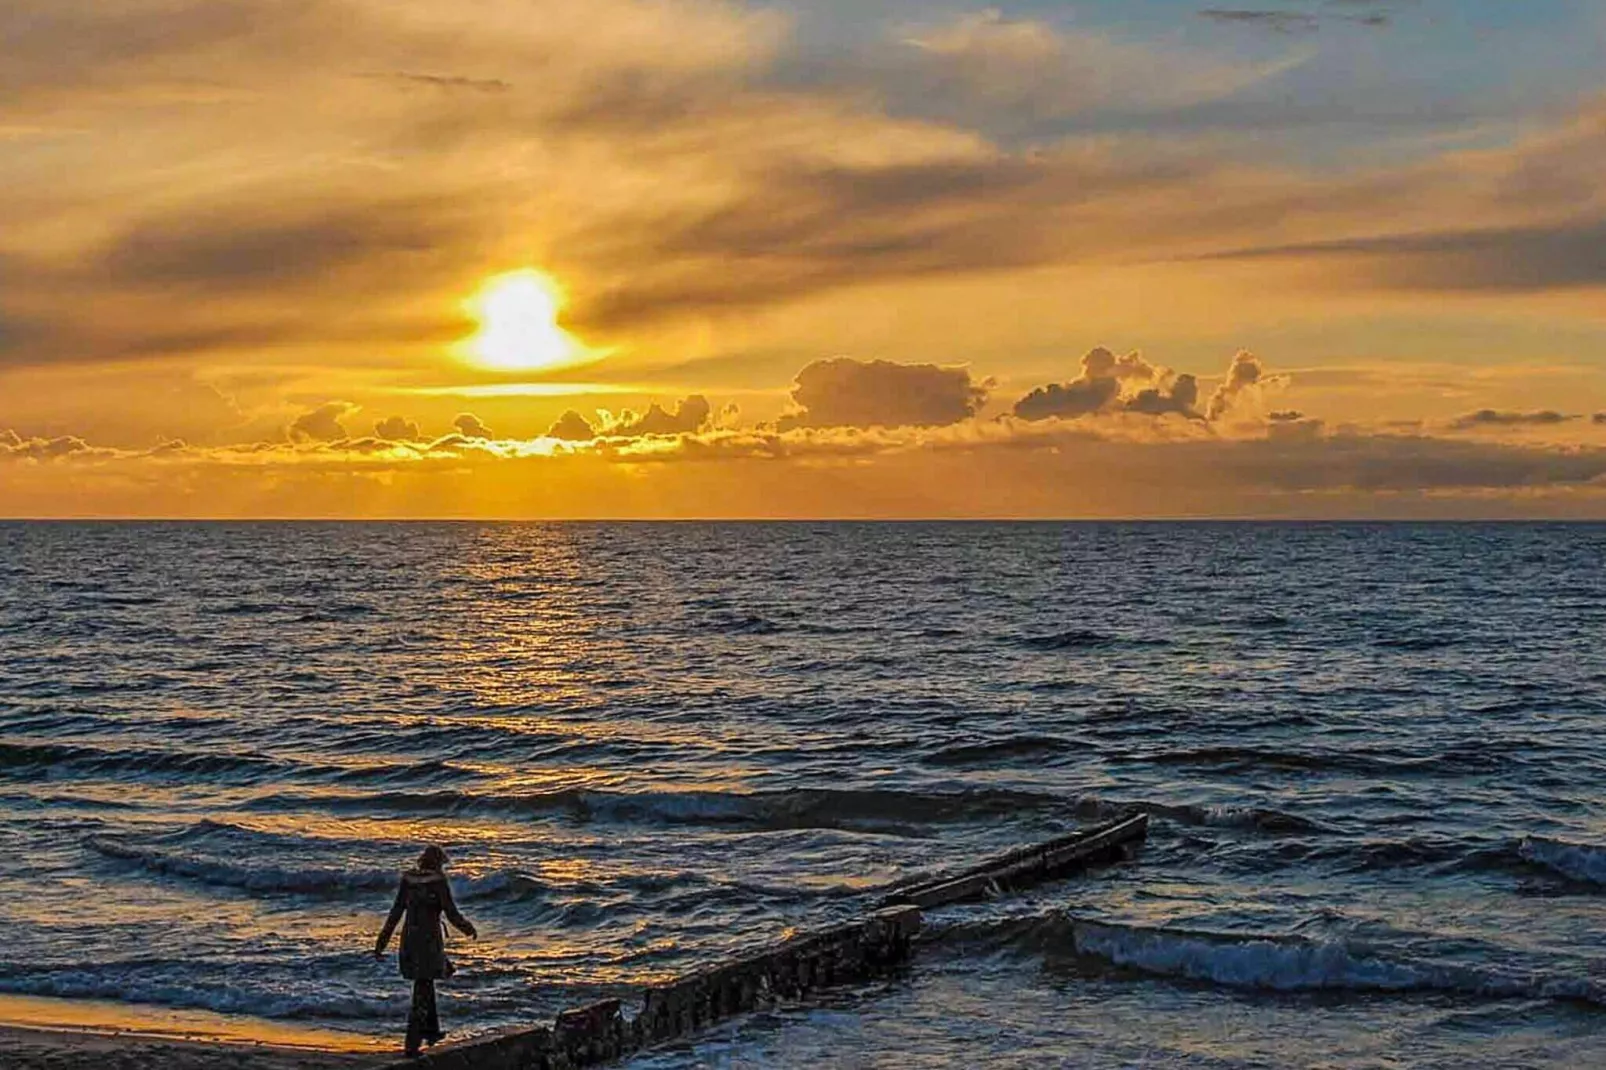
[
  {"x1": 797, "y1": 9, "x2": 1305, "y2": 142},
  {"x1": 12, "y1": 415, "x2": 1606, "y2": 522},
  {"x1": 546, "y1": 410, "x2": 596, "y2": 441},
  {"x1": 778, "y1": 358, "x2": 988, "y2": 430},
  {"x1": 1452, "y1": 409, "x2": 1578, "y2": 430},
  {"x1": 373, "y1": 416, "x2": 421, "y2": 441},
  {"x1": 1207, "y1": 350, "x2": 1285, "y2": 422},
  {"x1": 1207, "y1": 218, "x2": 1606, "y2": 294},
  {"x1": 1016, "y1": 348, "x2": 1214, "y2": 423},
  {"x1": 1126, "y1": 374, "x2": 1203, "y2": 418},
  {"x1": 452, "y1": 413, "x2": 494, "y2": 439},
  {"x1": 1199, "y1": 2, "x2": 1396, "y2": 33},
  {"x1": 288, "y1": 402, "x2": 356, "y2": 443},
  {"x1": 1014, "y1": 348, "x2": 1290, "y2": 424},
  {"x1": 608, "y1": 396, "x2": 712, "y2": 437},
  {"x1": 0, "y1": 429, "x2": 93, "y2": 460},
  {"x1": 1013, "y1": 375, "x2": 1121, "y2": 421},
  {"x1": 364, "y1": 71, "x2": 512, "y2": 93},
  {"x1": 1199, "y1": 9, "x2": 1320, "y2": 33}
]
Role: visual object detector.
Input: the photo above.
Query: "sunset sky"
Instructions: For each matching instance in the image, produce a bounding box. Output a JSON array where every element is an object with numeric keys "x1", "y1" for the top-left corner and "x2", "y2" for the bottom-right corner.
[{"x1": 4, "y1": 0, "x2": 1606, "y2": 517}]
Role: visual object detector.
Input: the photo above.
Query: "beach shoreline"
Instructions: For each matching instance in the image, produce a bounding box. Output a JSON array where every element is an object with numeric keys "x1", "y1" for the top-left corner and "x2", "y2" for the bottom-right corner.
[{"x1": 0, "y1": 994, "x2": 392, "y2": 1070}]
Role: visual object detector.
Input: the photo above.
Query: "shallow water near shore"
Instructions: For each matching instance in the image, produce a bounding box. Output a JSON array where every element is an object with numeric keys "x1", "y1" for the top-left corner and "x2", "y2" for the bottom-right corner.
[{"x1": 3, "y1": 521, "x2": 1605, "y2": 1067}]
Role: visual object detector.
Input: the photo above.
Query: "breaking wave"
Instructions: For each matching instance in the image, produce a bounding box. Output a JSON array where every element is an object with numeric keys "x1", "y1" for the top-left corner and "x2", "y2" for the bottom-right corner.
[
  {"x1": 1519, "y1": 835, "x2": 1606, "y2": 886},
  {"x1": 935, "y1": 913, "x2": 1604, "y2": 1006}
]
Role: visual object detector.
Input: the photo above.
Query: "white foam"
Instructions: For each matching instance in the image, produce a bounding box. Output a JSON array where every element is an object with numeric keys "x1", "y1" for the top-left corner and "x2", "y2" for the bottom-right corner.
[{"x1": 1072, "y1": 920, "x2": 1427, "y2": 993}]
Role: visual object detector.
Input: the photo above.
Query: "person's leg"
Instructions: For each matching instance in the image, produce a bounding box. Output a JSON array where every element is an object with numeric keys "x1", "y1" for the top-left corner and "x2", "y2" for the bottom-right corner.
[
  {"x1": 421, "y1": 979, "x2": 441, "y2": 1043},
  {"x1": 405, "y1": 979, "x2": 426, "y2": 1056}
]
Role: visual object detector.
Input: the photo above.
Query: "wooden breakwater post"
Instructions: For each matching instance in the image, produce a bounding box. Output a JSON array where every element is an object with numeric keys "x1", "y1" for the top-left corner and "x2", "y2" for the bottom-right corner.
[
  {"x1": 394, "y1": 906, "x2": 922, "y2": 1070},
  {"x1": 875, "y1": 812, "x2": 1149, "y2": 910}
]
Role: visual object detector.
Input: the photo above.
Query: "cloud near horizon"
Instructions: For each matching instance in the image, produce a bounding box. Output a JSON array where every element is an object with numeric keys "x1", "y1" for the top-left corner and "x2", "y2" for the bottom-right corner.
[
  {"x1": 605, "y1": 396, "x2": 713, "y2": 437},
  {"x1": 8, "y1": 411, "x2": 1606, "y2": 520},
  {"x1": 1451, "y1": 409, "x2": 1579, "y2": 431},
  {"x1": 779, "y1": 359, "x2": 987, "y2": 430},
  {"x1": 1012, "y1": 348, "x2": 1282, "y2": 424},
  {"x1": 288, "y1": 402, "x2": 358, "y2": 443},
  {"x1": 374, "y1": 415, "x2": 421, "y2": 442}
]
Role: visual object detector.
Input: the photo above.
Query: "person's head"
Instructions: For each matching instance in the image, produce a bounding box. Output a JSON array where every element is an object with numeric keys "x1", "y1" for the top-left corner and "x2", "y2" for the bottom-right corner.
[{"x1": 416, "y1": 845, "x2": 449, "y2": 872}]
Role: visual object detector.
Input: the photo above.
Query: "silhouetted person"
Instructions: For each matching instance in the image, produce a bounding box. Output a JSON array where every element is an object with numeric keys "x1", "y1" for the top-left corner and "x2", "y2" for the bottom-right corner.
[{"x1": 374, "y1": 845, "x2": 478, "y2": 1057}]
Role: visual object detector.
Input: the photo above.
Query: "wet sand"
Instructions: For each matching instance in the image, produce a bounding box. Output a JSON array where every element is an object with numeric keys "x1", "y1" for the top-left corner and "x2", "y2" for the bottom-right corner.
[{"x1": 0, "y1": 995, "x2": 392, "y2": 1070}]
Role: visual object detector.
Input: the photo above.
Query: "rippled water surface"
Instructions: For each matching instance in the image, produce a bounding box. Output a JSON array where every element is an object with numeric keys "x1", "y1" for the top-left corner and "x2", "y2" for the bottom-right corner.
[{"x1": 3, "y1": 522, "x2": 1605, "y2": 1067}]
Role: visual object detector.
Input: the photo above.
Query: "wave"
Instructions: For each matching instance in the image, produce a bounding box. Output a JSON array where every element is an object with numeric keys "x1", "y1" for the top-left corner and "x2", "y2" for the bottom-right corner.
[
  {"x1": 1062, "y1": 794, "x2": 1325, "y2": 834},
  {"x1": 1519, "y1": 835, "x2": 1606, "y2": 886},
  {"x1": 0, "y1": 738, "x2": 486, "y2": 789},
  {"x1": 1373, "y1": 634, "x2": 1459, "y2": 652},
  {"x1": 1130, "y1": 742, "x2": 1509, "y2": 777},
  {"x1": 294, "y1": 607, "x2": 379, "y2": 623},
  {"x1": 251, "y1": 784, "x2": 1319, "y2": 843},
  {"x1": 85, "y1": 836, "x2": 402, "y2": 896},
  {"x1": 1213, "y1": 833, "x2": 1606, "y2": 883},
  {"x1": 922, "y1": 736, "x2": 1078, "y2": 767},
  {"x1": 936, "y1": 913, "x2": 1603, "y2": 1006},
  {"x1": 696, "y1": 611, "x2": 785, "y2": 635},
  {"x1": 1019, "y1": 629, "x2": 1119, "y2": 650},
  {"x1": 83, "y1": 834, "x2": 580, "y2": 903},
  {"x1": 0, "y1": 970, "x2": 398, "y2": 1021},
  {"x1": 200, "y1": 600, "x2": 283, "y2": 616},
  {"x1": 0, "y1": 710, "x2": 114, "y2": 734},
  {"x1": 0, "y1": 739, "x2": 298, "y2": 780},
  {"x1": 1258, "y1": 835, "x2": 1497, "y2": 876},
  {"x1": 82, "y1": 824, "x2": 846, "y2": 905},
  {"x1": 256, "y1": 784, "x2": 1073, "y2": 832}
]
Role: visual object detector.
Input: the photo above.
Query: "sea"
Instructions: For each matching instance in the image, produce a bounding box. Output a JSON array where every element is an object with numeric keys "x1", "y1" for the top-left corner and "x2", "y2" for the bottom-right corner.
[{"x1": 2, "y1": 521, "x2": 1604, "y2": 1068}]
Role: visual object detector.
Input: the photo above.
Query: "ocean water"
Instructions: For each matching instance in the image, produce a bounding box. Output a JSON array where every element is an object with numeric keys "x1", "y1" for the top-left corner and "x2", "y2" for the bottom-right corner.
[{"x1": 3, "y1": 521, "x2": 1605, "y2": 1067}]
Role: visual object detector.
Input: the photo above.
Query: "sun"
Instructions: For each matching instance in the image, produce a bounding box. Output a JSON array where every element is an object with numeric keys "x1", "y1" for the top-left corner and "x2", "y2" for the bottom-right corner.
[{"x1": 459, "y1": 269, "x2": 584, "y2": 372}]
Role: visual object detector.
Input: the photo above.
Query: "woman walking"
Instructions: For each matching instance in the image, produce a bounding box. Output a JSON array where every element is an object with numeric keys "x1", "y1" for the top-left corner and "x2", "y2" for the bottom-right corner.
[{"x1": 374, "y1": 846, "x2": 478, "y2": 1057}]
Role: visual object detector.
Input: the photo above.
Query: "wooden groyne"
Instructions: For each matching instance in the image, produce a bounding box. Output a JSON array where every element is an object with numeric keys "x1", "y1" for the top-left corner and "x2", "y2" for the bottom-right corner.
[
  {"x1": 877, "y1": 812, "x2": 1149, "y2": 910},
  {"x1": 394, "y1": 814, "x2": 1147, "y2": 1069},
  {"x1": 397, "y1": 906, "x2": 921, "y2": 1070}
]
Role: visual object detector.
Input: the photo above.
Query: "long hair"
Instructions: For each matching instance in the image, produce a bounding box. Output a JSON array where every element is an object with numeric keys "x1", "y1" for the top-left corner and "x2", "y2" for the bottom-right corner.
[{"x1": 416, "y1": 845, "x2": 449, "y2": 872}]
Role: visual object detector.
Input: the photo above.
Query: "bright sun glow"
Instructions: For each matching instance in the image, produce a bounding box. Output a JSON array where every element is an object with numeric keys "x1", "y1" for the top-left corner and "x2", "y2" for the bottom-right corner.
[{"x1": 461, "y1": 270, "x2": 583, "y2": 371}]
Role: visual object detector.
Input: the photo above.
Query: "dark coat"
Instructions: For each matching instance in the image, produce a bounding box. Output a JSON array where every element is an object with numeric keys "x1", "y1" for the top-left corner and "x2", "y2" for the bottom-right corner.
[{"x1": 376, "y1": 869, "x2": 475, "y2": 980}]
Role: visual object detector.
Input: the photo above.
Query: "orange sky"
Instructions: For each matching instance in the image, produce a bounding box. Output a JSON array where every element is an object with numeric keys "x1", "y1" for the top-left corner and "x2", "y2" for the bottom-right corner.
[{"x1": 3, "y1": 0, "x2": 1606, "y2": 517}]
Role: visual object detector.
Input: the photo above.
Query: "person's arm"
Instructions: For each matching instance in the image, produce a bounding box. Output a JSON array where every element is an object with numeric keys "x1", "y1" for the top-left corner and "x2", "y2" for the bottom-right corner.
[
  {"x1": 441, "y1": 879, "x2": 477, "y2": 939},
  {"x1": 374, "y1": 882, "x2": 406, "y2": 957}
]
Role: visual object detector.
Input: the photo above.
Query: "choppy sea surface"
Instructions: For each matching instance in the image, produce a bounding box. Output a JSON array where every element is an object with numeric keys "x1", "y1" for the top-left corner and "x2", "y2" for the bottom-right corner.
[{"x1": 3, "y1": 522, "x2": 1605, "y2": 1067}]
